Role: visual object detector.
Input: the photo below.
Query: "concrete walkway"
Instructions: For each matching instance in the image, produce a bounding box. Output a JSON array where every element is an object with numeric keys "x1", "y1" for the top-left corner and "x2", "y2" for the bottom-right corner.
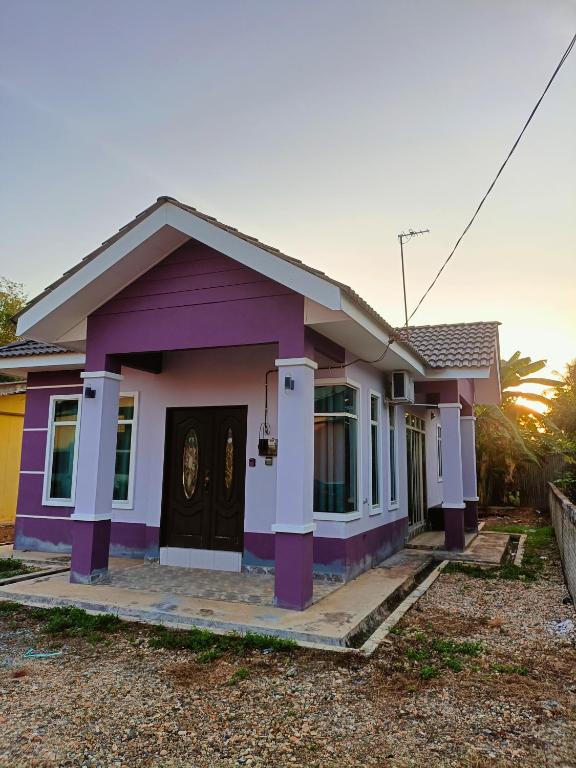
[
  {"x1": 406, "y1": 530, "x2": 511, "y2": 565},
  {"x1": 0, "y1": 549, "x2": 433, "y2": 648}
]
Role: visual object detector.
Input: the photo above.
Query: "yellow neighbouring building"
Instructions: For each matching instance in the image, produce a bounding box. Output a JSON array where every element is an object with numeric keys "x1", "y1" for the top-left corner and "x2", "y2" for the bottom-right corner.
[{"x1": 0, "y1": 381, "x2": 26, "y2": 525}]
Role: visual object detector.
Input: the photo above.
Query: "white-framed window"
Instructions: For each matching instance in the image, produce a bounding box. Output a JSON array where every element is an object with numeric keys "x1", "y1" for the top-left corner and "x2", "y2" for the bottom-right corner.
[
  {"x1": 112, "y1": 392, "x2": 139, "y2": 509},
  {"x1": 388, "y1": 404, "x2": 398, "y2": 507},
  {"x1": 370, "y1": 393, "x2": 381, "y2": 509},
  {"x1": 43, "y1": 395, "x2": 82, "y2": 506},
  {"x1": 436, "y1": 423, "x2": 443, "y2": 481},
  {"x1": 314, "y1": 383, "x2": 359, "y2": 513}
]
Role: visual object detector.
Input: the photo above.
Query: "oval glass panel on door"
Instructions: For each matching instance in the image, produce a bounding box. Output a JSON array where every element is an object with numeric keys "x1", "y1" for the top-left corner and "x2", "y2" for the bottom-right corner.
[{"x1": 182, "y1": 428, "x2": 199, "y2": 500}]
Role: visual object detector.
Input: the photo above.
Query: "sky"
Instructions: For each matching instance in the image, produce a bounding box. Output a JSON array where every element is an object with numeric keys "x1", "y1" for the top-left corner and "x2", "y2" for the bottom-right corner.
[{"x1": 0, "y1": 0, "x2": 574, "y2": 378}]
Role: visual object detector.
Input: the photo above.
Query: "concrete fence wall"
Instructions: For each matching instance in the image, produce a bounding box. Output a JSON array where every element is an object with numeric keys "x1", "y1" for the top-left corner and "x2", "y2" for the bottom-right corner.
[{"x1": 549, "y1": 482, "x2": 576, "y2": 603}]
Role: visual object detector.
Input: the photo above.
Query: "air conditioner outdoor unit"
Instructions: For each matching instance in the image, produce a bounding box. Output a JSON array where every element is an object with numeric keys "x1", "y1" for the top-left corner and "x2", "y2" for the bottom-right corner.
[{"x1": 391, "y1": 371, "x2": 415, "y2": 403}]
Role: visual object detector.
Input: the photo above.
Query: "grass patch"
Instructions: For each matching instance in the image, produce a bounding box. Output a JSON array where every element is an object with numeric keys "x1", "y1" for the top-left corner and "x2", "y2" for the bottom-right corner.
[
  {"x1": 149, "y1": 627, "x2": 296, "y2": 658},
  {"x1": 403, "y1": 630, "x2": 484, "y2": 679},
  {"x1": 227, "y1": 666, "x2": 250, "y2": 685},
  {"x1": 0, "y1": 559, "x2": 32, "y2": 577},
  {"x1": 31, "y1": 606, "x2": 122, "y2": 639},
  {"x1": 491, "y1": 663, "x2": 529, "y2": 676},
  {"x1": 420, "y1": 665, "x2": 440, "y2": 680},
  {"x1": 0, "y1": 601, "x2": 21, "y2": 615}
]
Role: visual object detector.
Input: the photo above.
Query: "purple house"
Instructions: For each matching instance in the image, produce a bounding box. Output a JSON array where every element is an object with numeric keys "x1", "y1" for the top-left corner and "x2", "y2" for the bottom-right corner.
[{"x1": 0, "y1": 198, "x2": 501, "y2": 610}]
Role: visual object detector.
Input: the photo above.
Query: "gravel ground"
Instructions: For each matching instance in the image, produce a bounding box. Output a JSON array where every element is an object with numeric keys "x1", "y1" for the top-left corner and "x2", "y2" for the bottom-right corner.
[{"x1": 0, "y1": 529, "x2": 574, "y2": 767}]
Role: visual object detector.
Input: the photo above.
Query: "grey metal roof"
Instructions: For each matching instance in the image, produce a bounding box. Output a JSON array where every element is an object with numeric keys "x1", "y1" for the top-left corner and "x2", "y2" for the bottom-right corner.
[
  {"x1": 396, "y1": 322, "x2": 500, "y2": 368},
  {"x1": 0, "y1": 339, "x2": 71, "y2": 358}
]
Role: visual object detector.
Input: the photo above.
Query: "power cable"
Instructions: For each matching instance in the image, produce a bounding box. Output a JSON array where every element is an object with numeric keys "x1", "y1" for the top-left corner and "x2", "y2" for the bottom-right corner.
[{"x1": 408, "y1": 31, "x2": 576, "y2": 322}]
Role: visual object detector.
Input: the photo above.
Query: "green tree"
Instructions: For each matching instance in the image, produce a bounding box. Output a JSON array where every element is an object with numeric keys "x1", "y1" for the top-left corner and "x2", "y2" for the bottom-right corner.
[
  {"x1": 476, "y1": 351, "x2": 562, "y2": 505},
  {"x1": 0, "y1": 277, "x2": 26, "y2": 346}
]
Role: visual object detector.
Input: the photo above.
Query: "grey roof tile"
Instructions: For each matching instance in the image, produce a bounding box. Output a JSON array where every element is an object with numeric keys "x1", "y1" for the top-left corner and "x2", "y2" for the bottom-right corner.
[
  {"x1": 0, "y1": 339, "x2": 71, "y2": 358},
  {"x1": 396, "y1": 322, "x2": 500, "y2": 368}
]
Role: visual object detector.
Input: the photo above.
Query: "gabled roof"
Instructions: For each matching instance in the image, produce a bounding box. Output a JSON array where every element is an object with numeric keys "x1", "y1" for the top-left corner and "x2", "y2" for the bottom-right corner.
[
  {"x1": 396, "y1": 321, "x2": 500, "y2": 368},
  {"x1": 0, "y1": 339, "x2": 71, "y2": 358},
  {"x1": 16, "y1": 196, "x2": 427, "y2": 363}
]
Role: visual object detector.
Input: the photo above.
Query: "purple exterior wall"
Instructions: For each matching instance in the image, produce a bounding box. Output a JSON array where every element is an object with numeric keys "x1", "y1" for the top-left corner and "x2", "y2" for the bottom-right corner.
[
  {"x1": 86, "y1": 240, "x2": 308, "y2": 370},
  {"x1": 245, "y1": 517, "x2": 408, "y2": 581}
]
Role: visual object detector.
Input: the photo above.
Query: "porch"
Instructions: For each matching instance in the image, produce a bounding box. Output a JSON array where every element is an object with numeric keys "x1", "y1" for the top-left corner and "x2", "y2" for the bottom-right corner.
[{"x1": 0, "y1": 545, "x2": 433, "y2": 648}]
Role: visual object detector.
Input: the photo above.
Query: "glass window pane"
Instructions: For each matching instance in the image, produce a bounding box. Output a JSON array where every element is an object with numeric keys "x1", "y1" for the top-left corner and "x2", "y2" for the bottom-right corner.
[
  {"x1": 390, "y1": 430, "x2": 397, "y2": 503},
  {"x1": 314, "y1": 385, "x2": 356, "y2": 415},
  {"x1": 49, "y1": 424, "x2": 76, "y2": 499},
  {"x1": 313, "y1": 415, "x2": 357, "y2": 512},
  {"x1": 113, "y1": 423, "x2": 133, "y2": 502},
  {"x1": 370, "y1": 395, "x2": 379, "y2": 422},
  {"x1": 371, "y1": 423, "x2": 379, "y2": 505},
  {"x1": 118, "y1": 396, "x2": 135, "y2": 421},
  {"x1": 54, "y1": 399, "x2": 78, "y2": 422}
]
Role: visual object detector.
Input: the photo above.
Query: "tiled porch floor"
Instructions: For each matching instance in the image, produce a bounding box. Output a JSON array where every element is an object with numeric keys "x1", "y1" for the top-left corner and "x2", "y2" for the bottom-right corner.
[{"x1": 107, "y1": 561, "x2": 339, "y2": 606}]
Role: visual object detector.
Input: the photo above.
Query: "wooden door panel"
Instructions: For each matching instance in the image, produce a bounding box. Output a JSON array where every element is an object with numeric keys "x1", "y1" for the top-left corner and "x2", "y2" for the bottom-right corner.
[{"x1": 161, "y1": 406, "x2": 247, "y2": 553}]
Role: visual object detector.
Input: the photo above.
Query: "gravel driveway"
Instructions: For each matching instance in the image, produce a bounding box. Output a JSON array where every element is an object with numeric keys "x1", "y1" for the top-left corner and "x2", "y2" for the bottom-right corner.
[{"x1": 0, "y1": 528, "x2": 574, "y2": 768}]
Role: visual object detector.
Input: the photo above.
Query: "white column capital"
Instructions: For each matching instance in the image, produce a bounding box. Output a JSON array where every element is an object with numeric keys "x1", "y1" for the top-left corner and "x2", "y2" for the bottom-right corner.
[
  {"x1": 460, "y1": 415, "x2": 476, "y2": 421},
  {"x1": 274, "y1": 357, "x2": 318, "y2": 370},
  {"x1": 81, "y1": 371, "x2": 124, "y2": 381},
  {"x1": 438, "y1": 402, "x2": 462, "y2": 409}
]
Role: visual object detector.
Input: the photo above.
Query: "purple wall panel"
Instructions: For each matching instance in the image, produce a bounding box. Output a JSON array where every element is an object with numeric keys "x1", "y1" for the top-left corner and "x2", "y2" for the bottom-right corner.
[
  {"x1": 16, "y1": 473, "x2": 74, "y2": 517},
  {"x1": 244, "y1": 518, "x2": 408, "y2": 581},
  {"x1": 14, "y1": 515, "x2": 160, "y2": 559},
  {"x1": 27, "y1": 371, "x2": 84, "y2": 388},
  {"x1": 85, "y1": 240, "x2": 307, "y2": 369},
  {"x1": 20, "y1": 431, "x2": 47, "y2": 472}
]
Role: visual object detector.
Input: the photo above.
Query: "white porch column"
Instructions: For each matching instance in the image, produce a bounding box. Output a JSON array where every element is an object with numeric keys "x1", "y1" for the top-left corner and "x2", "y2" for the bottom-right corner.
[
  {"x1": 439, "y1": 402, "x2": 465, "y2": 551},
  {"x1": 460, "y1": 414, "x2": 479, "y2": 532},
  {"x1": 70, "y1": 371, "x2": 122, "y2": 583},
  {"x1": 273, "y1": 356, "x2": 317, "y2": 609}
]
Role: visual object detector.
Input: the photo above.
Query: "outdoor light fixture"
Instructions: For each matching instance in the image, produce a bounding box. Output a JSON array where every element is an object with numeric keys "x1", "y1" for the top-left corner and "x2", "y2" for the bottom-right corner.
[
  {"x1": 84, "y1": 386, "x2": 96, "y2": 399},
  {"x1": 284, "y1": 375, "x2": 294, "y2": 391}
]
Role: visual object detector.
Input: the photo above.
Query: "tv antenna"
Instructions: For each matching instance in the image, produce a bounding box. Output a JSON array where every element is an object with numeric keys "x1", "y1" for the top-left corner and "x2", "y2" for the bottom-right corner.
[{"x1": 398, "y1": 229, "x2": 430, "y2": 336}]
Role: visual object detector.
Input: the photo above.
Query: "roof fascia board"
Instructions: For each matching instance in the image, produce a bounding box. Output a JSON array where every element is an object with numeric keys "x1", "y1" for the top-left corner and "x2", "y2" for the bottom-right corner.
[
  {"x1": 16, "y1": 208, "x2": 171, "y2": 338},
  {"x1": 424, "y1": 366, "x2": 491, "y2": 380},
  {"x1": 165, "y1": 204, "x2": 342, "y2": 311},
  {"x1": 0, "y1": 353, "x2": 86, "y2": 374},
  {"x1": 339, "y1": 294, "x2": 425, "y2": 375}
]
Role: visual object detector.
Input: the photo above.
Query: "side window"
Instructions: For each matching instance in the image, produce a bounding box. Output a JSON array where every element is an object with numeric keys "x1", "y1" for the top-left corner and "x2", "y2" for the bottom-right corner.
[
  {"x1": 437, "y1": 423, "x2": 443, "y2": 480},
  {"x1": 113, "y1": 394, "x2": 138, "y2": 507},
  {"x1": 370, "y1": 394, "x2": 381, "y2": 507},
  {"x1": 314, "y1": 385, "x2": 359, "y2": 513},
  {"x1": 44, "y1": 396, "x2": 82, "y2": 504},
  {"x1": 388, "y1": 404, "x2": 398, "y2": 505}
]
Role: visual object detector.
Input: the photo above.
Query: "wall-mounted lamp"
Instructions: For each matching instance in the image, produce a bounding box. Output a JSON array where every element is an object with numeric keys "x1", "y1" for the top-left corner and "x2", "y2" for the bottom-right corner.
[
  {"x1": 284, "y1": 375, "x2": 295, "y2": 391},
  {"x1": 84, "y1": 386, "x2": 96, "y2": 399}
]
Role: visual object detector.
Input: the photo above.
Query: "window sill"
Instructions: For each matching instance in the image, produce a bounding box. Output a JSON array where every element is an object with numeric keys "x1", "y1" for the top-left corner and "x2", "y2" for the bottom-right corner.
[
  {"x1": 313, "y1": 511, "x2": 362, "y2": 522},
  {"x1": 42, "y1": 498, "x2": 75, "y2": 507},
  {"x1": 388, "y1": 503, "x2": 399, "y2": 511},
  {"x1": 112, "y1": 502, "x2": 134, "y2": 510},
  {"x1": 369, "y1": 507, "x2": 383, "y2": 516}
]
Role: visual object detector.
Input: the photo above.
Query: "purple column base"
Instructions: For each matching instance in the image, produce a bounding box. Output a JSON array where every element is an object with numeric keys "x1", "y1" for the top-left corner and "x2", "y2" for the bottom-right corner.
[
  {"x1": 70, "y1": 518, "x2": 111, "y2": 584},
  {"x1": 464, "y1": 500, "x2": 479, "y2": 533},
  {"x1": 274, "y1": 532, "x2": 313, "y2": 610},
  {"x1": 443, "y1": 507, "x2": 465, "y2": 551}
]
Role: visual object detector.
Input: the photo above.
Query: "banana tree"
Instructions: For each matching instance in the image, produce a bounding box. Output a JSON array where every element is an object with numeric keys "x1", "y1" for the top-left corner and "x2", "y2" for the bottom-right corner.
[{"x1": 476, "y1": 351, "x2": 562, "y2": 504}]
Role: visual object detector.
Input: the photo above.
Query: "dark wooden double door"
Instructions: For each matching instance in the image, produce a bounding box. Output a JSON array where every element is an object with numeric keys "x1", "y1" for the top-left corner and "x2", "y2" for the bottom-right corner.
[{"x1": 161, "y1": 407, "x2": 247, "y2": 552}]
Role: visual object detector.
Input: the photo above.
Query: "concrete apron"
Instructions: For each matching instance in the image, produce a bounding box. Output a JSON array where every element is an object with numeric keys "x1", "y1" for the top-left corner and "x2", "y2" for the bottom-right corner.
[{"x1": 0, "y1": 550, "x2": 434, "y2": 649}]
